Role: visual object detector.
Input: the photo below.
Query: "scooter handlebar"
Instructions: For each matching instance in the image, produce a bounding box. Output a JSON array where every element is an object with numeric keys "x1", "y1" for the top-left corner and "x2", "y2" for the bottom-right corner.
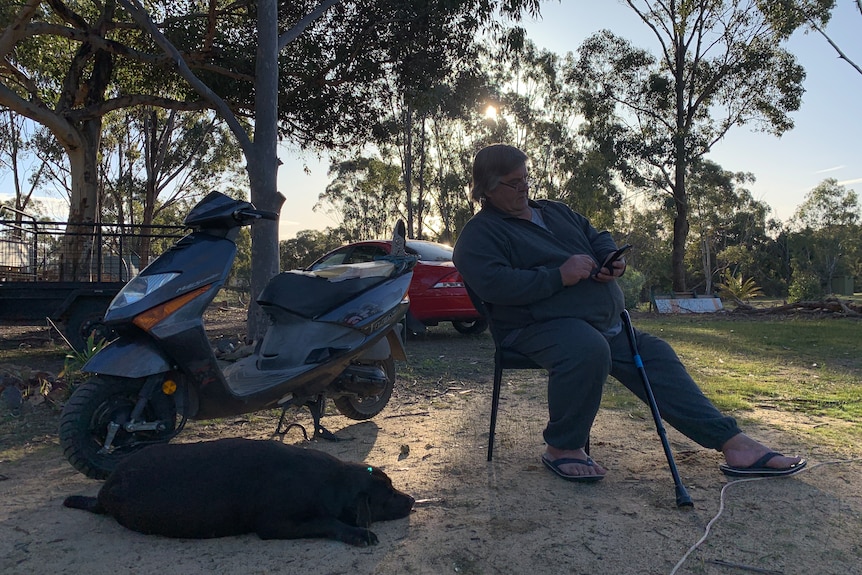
[{"x1": 233, "y1": 208, "x2": 280, "y2": 222}]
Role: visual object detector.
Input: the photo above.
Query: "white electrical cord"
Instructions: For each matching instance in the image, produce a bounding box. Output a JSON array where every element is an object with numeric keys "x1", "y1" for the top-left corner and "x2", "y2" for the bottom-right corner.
[{"x1": 669, "y1": 458, "x2": 862, "y2": 575}]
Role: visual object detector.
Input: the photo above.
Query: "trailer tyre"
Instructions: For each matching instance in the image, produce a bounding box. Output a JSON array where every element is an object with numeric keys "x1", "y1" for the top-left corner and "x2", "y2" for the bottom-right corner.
[
  {"x1": 333, "y1": 357, "x2": 395, "y2": 420},
  {"x1": 59, "y1": 376, "x2": 176, "y2": 479},
  {"x1": 64, "y1": 298, "x2": 115, "y2": 351}
]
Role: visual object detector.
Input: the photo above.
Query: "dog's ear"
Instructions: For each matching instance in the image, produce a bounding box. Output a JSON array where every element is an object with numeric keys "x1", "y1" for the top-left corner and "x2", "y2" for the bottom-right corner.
[
  {"x1": 336, "y1": 464, "x2": 377, "y2": 526},
  {"x1": 353, "y1": 493, "x2": 372, "y2": 527}
]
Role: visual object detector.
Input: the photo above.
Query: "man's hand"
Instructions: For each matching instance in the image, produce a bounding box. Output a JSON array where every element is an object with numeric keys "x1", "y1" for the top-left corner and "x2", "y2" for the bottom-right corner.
[
  {"x1": 559, "y1": 254, "x2": 597, "y2": 286},
  {"x1": 593, "y1": 258, "x2": 626, "y2": 283}
]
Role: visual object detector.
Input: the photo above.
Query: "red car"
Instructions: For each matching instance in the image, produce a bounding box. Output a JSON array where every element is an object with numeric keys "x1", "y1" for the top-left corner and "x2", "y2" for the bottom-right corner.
[{"x1": 307, "y1": 240, "x2": 487, "y2": 335}]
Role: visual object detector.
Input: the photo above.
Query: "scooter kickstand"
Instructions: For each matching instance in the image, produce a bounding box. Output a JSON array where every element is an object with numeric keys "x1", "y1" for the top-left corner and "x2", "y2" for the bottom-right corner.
[
  {"x1": 307, "y1": 397, "x2": 344, "y2": 442},
  {"x1": 272, "y1": 407, "x2": 309, "y2": 442}
]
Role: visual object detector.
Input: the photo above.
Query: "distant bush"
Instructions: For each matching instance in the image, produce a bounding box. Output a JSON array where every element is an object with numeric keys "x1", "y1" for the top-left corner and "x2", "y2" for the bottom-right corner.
[
  {"x1": 788, "y1": 272, "x2": 823, "y2": 302},
  {"x1": 716, "y1": 269, "x2": 763, "y2": 304},
  {"x1": 618, "y1": 268, "x2": 645, "y2": 309}
]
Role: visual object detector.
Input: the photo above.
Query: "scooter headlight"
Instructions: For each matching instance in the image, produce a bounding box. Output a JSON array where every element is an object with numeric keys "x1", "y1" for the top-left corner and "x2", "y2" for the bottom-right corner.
[{"x1": 108, "y1": 272, "x2": 181, "y2": 310}]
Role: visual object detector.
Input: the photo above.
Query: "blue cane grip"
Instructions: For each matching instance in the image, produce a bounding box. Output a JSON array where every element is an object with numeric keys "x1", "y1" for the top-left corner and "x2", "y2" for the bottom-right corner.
[{"x1": 633, "y1": 354, "x2": 644, "y2": 368}]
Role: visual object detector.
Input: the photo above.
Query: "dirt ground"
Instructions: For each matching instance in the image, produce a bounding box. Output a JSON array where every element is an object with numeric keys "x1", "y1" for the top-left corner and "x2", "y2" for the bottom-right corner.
[{"x1": 1, "y1": 309, "x2": 861, "y2": 575}]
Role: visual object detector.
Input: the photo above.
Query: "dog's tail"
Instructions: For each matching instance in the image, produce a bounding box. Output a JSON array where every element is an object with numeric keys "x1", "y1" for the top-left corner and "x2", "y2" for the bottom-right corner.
[{"x1": 63, "y1": 495, "x2": 106, "y2": 514}]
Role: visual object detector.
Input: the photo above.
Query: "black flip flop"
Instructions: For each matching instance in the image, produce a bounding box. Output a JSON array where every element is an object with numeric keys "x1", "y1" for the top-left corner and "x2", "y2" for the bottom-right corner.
[
  {"x1": 541, "y1": 455, "x2": 605, "y2": 483},
  {"x1": 719, "y1": 452, "x2": 807, "y2": 478}
]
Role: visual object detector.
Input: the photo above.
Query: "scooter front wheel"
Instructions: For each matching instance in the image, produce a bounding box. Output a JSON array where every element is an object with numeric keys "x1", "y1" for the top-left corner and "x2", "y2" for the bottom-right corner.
[
  {"x1": 332, "y1": 357, "x2": 395, "y2": 420},
  {"x1": 59, "y1": 376, "x2": 177, "y2": 479}
]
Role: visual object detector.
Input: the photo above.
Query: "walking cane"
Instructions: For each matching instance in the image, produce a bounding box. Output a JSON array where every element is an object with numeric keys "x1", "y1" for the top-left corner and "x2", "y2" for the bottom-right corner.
[{"x1": 620, "y1": 310, "x2": 694, "y2": 508}]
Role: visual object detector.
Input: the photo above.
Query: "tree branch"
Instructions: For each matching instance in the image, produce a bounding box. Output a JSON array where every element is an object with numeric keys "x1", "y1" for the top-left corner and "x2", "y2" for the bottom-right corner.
[
  {"x1": 278, "y1": 0, "x2": 342, "y2": 51},
  {"x1": 0, "y1": 82, "x2": 80, "y2": 147},
  {"x1": 810, "y1": 20, "x2": 862, "y2": 76},
  {"x1": 0, "y1": 0, "x2": 42, "y2": 61},
  {"x1": 116, "y1": 0, "x2": 253, "y2": 152},
  {"x1": 68, "y1": 94, "x2": 213, "y2": 121}
]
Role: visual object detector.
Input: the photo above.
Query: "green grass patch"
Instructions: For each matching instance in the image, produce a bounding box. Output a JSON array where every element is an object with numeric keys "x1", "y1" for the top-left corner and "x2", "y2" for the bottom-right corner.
[
  {"x1": 631, "y1": 316, "x2": 862, "y2": 422},
  {"x1": 586, "y1": 315, "x2": 862, "y2": 452}
]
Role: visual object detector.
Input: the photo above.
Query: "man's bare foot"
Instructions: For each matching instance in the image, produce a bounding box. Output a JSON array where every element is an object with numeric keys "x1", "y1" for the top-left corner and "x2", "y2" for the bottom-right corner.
[
  {"x1": 544, "y1": 445, "x2": 607, "y2": 478},
  {"x1": 721, "y1": 433, "x2": 803, "y2": 470}
]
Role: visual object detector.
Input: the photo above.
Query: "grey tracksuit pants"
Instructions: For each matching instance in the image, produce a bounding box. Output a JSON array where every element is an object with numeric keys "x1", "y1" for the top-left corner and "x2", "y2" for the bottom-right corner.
[{"x1": 502, "y1": 317, "x2": 742, "y2": 452}]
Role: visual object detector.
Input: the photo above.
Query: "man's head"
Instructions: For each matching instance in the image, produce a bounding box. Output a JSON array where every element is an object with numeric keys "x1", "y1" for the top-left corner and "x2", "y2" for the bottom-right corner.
[
  {"x1": 470, "y1": 144, "x2": 528, "y2": 203},
  {"x1": 471, "y1": 144, "x2": 532, "y2": 218}
]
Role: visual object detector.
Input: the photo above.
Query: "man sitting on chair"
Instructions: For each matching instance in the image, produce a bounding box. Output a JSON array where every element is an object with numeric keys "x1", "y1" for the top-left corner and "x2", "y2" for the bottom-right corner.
[{"x1": 452, "y1": 143, "x2": 805, "y2": 483}]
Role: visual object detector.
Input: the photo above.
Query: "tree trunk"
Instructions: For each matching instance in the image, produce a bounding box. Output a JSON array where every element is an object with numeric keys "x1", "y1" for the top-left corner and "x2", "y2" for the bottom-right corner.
[
  {"x1": 403, "y1": 104, "x2": 414, "y2": 239},
  {"x1": 702, "y1": 234, "x2": 712, "y2": 294},
  {"x1": 416, "y1": 115, "x2": 426, "y2": 240},
  {"x1": 246, "y1": 0, "x2": 284, "y2": 342},
  {"x1": 60, "y1": 122, "x2": 101, "y2": 281},
  {"x1": 671, "y1": 29, "x2": 688, "y2": 293}
]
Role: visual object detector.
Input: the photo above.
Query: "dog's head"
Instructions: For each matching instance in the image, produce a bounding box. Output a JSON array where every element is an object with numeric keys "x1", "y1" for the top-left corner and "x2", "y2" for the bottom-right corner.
[{"x1": 343, "y1": 465, "x2": 414, "y2": 527}]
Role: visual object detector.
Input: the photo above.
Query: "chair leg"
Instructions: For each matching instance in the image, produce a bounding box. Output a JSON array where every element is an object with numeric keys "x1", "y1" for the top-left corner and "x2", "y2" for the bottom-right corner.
[{"x1": 487, "y1": 359, "x2": 503, "y2": 461}]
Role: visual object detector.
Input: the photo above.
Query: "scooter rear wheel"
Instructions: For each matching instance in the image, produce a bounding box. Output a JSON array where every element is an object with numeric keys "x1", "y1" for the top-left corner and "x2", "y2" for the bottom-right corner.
[
  {"x1": 59, "y1": 376, "x2": 177, "y2": 479},
  {"x1": 333, "y1": 357, "x2": 395, "y2": 420}
]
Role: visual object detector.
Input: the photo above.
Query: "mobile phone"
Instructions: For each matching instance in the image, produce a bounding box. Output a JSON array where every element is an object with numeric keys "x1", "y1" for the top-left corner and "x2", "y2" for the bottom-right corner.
[
  {"x1": 604, "y1": 244, "x2": 632, "y2": 267},
  {"x1": 592, "y1": 244, "x2": 632, "y2": 277}
]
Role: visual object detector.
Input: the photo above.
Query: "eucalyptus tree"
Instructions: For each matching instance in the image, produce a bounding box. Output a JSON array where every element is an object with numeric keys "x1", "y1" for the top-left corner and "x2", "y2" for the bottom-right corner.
[
  {"x1": 2, "y1": 0, "x2": 545, "y2": 335},
  {"x1": 685, "y1": 160, "x2": 771, "y2": 294},
  {"x1": 0, "y1": 0, "x2": 218, "y2": 279},
  {"x1": 316, "y1": 156, "x2": 403, "y2": 242},
  {"x1": 482, "y1": 37, "x2": 622, "y2": 230},
  {"x1": 98, "y1": 107, "x2": 244, "y2": 264},
  {"x1": 0, "y1": 107, "x2": 48, "y2": 220},
  {"x1": 571, "y1": 0, "x2": 806, "y2": 292},
  {"x1": 759, "y1": 0, "x2": 861, "y2": 76},
  {"x1": 788, "y1": 178, "x2": 860, "y2": 293}
]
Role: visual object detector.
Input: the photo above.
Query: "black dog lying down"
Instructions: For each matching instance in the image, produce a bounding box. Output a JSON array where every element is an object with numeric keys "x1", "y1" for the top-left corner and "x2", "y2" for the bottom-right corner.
[{"x1": 63, "y1": 438, "x2": 414, "y2": 546}]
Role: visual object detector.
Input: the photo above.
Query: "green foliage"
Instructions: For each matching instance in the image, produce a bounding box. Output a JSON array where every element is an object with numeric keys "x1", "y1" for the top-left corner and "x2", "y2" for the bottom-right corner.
[
  {"x1": 787, "y1": 179, "x2": 861, "y2": 293},
  {"x1": 317, "y1": 157, "x2": 404, "y2": 241},
  {"x1": 792, "y1": 178, "x2": 860, "y2": 230},
  {"x1": 59, "y1": 334, "x2": 108, "y2": 390},
  {"x1": 279, "y1": 228, "x2": 346, "y2": 271},
  {"x1": 716, "y1": 269, "x2": 764, "y2": 303},
  {"x1": 572, "y1": 3, "x2": 806, "y2": 291},
  {"x1": 757, "y1": 1, "x2": 837, "y2": 41},
  {"x1": 788, "y1": 271, "x2": 823, "y2": 302},
  {"x1": 617, "y1": 267, "x2": 646, "y2": 309}
]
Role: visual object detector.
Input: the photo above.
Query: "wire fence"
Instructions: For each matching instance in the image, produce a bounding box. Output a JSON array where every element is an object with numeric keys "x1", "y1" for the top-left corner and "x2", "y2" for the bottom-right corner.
[{"x1": 0, "y1": 215, "x2": 186, "y2": 283}]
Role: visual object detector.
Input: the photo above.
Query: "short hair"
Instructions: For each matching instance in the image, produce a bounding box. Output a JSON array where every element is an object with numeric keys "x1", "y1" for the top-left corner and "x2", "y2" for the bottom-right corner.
[{"x1": 470, "y1": 144, "x2": 528, "y2": 203}]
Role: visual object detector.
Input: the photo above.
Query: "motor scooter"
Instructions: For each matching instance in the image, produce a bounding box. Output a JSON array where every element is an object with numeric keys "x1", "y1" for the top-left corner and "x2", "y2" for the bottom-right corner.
[{"x1": 59, "y1": 191, "x2": 415, "y2": 480}]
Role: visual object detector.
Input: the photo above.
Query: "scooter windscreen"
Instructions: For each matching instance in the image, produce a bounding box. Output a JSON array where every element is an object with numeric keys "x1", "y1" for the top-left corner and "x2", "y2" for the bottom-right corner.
[{"x1": 184, "y1": 191, "x2": 255, "y2": 229}]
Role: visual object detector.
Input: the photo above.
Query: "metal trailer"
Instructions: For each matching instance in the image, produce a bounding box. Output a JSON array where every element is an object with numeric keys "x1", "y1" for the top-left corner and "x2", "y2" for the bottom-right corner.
[{"x1": 0, "y1": 205, "x2": 186, "y2": 350}]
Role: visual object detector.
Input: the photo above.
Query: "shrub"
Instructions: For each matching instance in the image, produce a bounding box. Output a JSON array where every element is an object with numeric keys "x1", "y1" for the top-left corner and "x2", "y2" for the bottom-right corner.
[
  {"x1": 716, "y1": 269, "x2": 763, "y2": 304},
  {"x1": 788, "y1": 272, "x2": 823, "y2": 302},
  {"x1": 617, "y1": 268, "x2": 646, "y2": 309},
  {"x1": 59, "y1": 333, "x2": 108, "y2": 393}
]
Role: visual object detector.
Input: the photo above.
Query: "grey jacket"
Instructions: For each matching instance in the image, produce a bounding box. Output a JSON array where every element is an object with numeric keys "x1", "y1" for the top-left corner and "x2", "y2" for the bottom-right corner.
[{"x1": 452, "y1": 199, "x2": 625, "y2": 334}]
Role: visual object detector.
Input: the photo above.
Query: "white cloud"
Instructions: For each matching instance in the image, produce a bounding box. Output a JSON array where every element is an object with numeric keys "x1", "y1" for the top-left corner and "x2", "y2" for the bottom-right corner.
[{"x1": 815, "y1": 165, "x2": 845, "y2": 174}]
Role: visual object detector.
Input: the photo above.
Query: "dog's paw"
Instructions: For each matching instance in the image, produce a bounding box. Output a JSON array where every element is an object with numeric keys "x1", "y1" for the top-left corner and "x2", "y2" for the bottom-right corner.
[{"x1": 343, "y1": 528, "x2": 379, "y2": 547}]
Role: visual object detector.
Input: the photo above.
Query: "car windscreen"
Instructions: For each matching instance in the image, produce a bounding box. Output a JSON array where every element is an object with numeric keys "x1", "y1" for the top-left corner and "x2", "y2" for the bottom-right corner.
[{"x1": 407, "y1": 241, "x2": 453, "y2": 262}]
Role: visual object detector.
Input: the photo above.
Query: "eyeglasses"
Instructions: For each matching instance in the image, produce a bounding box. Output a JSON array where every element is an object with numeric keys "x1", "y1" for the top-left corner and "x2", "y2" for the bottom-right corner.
[{"x1": 498, "y1": 176, "x2": 531, "y2": 191}]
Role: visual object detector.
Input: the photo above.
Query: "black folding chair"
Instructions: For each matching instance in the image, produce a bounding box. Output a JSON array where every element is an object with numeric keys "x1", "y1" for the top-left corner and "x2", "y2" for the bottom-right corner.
[{"x1": 464, "y1": 285, "x2": 587, "y2": 461}]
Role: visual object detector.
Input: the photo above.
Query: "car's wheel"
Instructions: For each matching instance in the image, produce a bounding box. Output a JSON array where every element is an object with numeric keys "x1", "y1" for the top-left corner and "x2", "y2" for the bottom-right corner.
[
  {"x1": 59, "y1": 376, "x2": 177, "y2": 479},
  {"x1": 332, "y1": 357, "x2": 395, "y2": 420},
  {"x1": 452, "y1": 318, "x2": 488, "y2": 335}
]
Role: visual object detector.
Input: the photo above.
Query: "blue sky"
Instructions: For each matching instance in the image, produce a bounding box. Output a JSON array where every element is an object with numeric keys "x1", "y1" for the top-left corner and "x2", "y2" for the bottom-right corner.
[{"x1": 275, "y1": 0, "x2": 862, "y2": 238}]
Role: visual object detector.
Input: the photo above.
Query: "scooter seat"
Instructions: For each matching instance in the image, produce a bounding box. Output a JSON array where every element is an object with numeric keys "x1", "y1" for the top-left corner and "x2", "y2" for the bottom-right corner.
[{"x1": 258, "y1": 269, "x2": 391, "y2": 318}]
